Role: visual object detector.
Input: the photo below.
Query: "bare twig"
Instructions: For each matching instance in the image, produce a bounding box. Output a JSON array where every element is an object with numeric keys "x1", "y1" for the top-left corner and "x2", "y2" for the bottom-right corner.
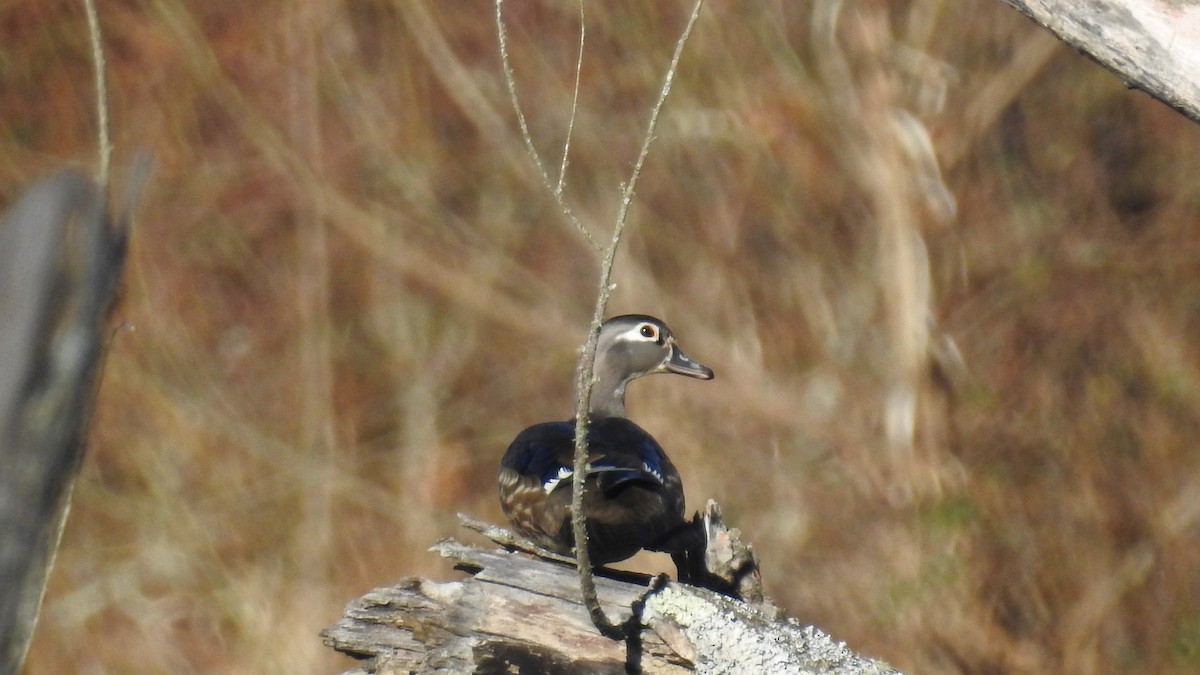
[
  {"x1": 569, "y1": 0, "x2": 706, "y2": 640},
  {"x1": 493, "y1": 0, "x2": 706, "y2": 640},
  {"x1": 495, "y1": 0, "x2": 600, "y2": 251},
  {"x1": 556, "y1": 0, "x2": 585, "y2": 198},
  {"x1": 81, "y1": 0, "x2": 111, "y2": 190}
]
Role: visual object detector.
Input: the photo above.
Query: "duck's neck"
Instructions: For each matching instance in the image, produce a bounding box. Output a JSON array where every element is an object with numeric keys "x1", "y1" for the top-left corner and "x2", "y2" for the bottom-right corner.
[{"x1": 584, "y1": 361, "x2": 628, "y2": 419}]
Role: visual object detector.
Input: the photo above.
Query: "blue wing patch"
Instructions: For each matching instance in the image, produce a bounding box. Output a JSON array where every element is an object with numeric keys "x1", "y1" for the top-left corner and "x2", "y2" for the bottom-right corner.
[
  {"x1": 591, "y1": 435, "x2": 669, "y2": 493},
  {"x1": 635, "y1": 436, "x2": 667, "y2": 482},
  {"x1": 501, "y1": 418, "x2": 673, "y2": 495},
  {"x1": 510, "y1": 441, "x2": 570, "y2": 485}
]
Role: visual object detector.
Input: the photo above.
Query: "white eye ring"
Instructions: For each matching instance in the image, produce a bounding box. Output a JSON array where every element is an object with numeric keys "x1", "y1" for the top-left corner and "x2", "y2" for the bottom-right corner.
[{"x1": 615, "y1": 323, "x2": 664, "y2": 344}]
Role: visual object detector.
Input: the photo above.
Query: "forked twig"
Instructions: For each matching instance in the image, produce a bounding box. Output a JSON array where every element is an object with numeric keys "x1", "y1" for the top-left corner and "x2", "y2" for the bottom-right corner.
[
  {"x1": 494, "y1": 0, "x2": 705, "y2": 640},
  {"x1": 568, "y1": 0, "x2": 706, "y2": 640},
  {"x1": 495, "y1": 0, "x2": 599, "y2": 251}
]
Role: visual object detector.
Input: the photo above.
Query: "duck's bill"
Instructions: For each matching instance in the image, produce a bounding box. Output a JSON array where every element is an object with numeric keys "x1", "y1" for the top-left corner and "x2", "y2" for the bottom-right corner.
[{"x1": 665, "y1": 345, "x2": 714, "y2": 380}]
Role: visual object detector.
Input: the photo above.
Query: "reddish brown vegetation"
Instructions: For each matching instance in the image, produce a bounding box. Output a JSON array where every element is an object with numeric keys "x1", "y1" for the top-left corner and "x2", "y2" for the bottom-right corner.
[{"x1": 5, "y1": 1, "x2": 1200, "y2": 673}]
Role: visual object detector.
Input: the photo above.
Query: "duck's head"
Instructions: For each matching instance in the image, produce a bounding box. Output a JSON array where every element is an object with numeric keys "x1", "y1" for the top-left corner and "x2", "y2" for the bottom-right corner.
[{"x1": 588, "y1": 314, "x2": 714, "y2": 417}]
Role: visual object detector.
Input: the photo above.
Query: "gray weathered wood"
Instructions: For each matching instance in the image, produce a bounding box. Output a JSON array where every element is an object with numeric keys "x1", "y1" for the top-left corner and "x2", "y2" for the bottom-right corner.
[
  {"x1": 322, "y1": 522, "x2": 899, "y2": 674},
  {"x1": 0, "y1": 170, "x2": 130, "y2": 673},
  {"x1": 998, "y1": 0, "x2": 1200, "y2": 123}
]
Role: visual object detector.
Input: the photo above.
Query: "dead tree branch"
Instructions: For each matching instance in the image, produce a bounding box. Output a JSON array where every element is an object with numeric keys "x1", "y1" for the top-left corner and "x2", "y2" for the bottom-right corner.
[
  {"x1": 0, "y1": 170, "x2": 129, "y2": 673},
  {"x1": 997, "y1": 0, "x2": 1200, "y2": 123}
]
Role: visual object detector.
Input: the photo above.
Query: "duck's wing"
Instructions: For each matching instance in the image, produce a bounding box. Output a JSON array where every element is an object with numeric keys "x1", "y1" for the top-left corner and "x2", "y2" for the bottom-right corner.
[
  {"x1": 498, "y1": 421, "x2": 576, "y2": 550},
  {"x1": 584, "y1": 417, "x2": 679, "y2": 496},
  {"x1": 501, "y1": 419, "x2": 675, "y2": 493},
  {"x1": 500, "y1": 421, "x2": 573, "y2": 485},
  {"x1": 498, "y1": 417, "x2": 687, "y2": 565}
]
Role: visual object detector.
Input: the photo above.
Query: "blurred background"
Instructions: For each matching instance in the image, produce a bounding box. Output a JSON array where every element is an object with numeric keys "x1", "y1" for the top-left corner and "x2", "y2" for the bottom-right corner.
[{"x1": 5, "y1": 0, "x2": 1200, "y2": 672}]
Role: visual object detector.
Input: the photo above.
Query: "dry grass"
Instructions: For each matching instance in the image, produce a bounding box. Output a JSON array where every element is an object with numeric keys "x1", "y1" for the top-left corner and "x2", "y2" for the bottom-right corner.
[{"x1": 6, "y1": 0, "x2": 1200, "y2": 673}]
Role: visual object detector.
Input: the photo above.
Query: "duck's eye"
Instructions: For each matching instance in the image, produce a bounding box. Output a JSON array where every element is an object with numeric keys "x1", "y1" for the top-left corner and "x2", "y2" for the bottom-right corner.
[{"x1": 639, "y1": 324, "x2": 657, "y2": 339}]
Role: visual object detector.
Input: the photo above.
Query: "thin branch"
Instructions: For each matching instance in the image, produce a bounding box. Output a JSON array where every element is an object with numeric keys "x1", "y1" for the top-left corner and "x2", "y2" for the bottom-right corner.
[
  {"x1": 82, "y1": 0, "x2": 111, "y2": 191},
  {"x1": 556, "y1": 0, "x2": 585, "y2": 198},
  {"x1": 570, "y1": 0, "x2": 706, "y2": 640},
  {"x1": 495, "y1": 0, "x2": 600, "y2": 251}
]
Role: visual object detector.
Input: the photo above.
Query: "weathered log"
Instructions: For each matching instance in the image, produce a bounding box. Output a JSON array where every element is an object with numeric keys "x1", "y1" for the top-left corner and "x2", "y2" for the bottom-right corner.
[
  {"x1": 997, "y1": 0, "x2": 1200, "y2": 123},
  {"x1": 322, "y1": 510, "x2": 899, "y2": 674}
]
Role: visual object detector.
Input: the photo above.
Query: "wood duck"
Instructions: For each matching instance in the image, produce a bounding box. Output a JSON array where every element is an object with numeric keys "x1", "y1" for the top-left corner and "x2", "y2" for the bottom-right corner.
[{"x1": 498, "y1": 314, "x2": 714, "y2": 565}]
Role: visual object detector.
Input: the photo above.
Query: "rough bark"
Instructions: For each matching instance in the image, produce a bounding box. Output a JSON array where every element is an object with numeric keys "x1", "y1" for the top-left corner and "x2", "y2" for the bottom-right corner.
[
  {"x1": 998, "y1": 0, "x2": 1200, "y2": 123},
  {"x1": 322, "y1": 511, "x2": 899, "y2": 674}
]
